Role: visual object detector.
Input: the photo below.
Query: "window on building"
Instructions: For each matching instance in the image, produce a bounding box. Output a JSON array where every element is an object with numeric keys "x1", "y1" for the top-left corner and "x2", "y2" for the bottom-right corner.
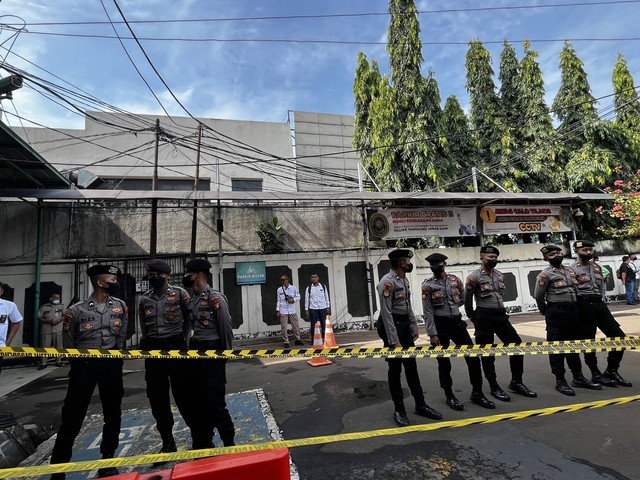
[
  {"x1": 99, "y1": 178, "x2": 210, "y2": 191},
  {"x1": 232, "y1": 179, "x2": 263, "y2": 192}
]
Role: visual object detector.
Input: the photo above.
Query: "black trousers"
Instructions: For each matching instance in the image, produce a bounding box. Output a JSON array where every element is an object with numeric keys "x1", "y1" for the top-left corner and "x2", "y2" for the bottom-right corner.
[
  {"x1": 141, "y1": 335, "x2": 194, "y2": 438},
  {"x1": 188, "y1": 339, "x2": 235, "y2": 448},
  {"x1": 376, "y1": 314, "x2": 426, "y2": 412},
  {"x1": 434, "y1": 315, "x2": 483, "y2": 392},
  {"x1": 50, "y1": 358, "x2": 124, "y2": 464},
  {"x1": 545, "y1": 302, "x2": 584, "y2": 379},
  {"x1": 472, "y1": 308, "x2": 523, "y2": 383},
  {"x1": 576, "y1": 297, "x2": 625, "y2": 372}
]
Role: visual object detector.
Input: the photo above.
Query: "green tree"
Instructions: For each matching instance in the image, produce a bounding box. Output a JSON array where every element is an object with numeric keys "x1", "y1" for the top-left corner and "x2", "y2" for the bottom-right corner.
[
  {"x1": 440, "y1": 95, "x2": 476, "y2": 190},
  {"x1": 499, "y1": 40, "x2": 522, "y2": 146},
  {"x1": 612, "y1": 53, "x2": 640, "y2": 131},
  {"x1": 256, "y1": 217, "x2": 287, "y2": 253}
]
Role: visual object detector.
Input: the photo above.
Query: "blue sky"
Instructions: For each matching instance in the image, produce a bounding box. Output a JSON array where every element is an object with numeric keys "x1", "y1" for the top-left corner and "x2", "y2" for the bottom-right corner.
[{"x1": 0, "y1": 0, "x2": 639, "y2": 129}]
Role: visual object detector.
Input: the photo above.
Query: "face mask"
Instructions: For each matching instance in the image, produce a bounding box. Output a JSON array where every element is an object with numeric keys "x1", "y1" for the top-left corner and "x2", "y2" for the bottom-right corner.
[
  {"x1": 404, "y1": 262, "x2": 414, "y2": 273},
  {"x1": 486, "y1": 259, "x2": 498, "y2": 269},
  {"x1": 149, "y1": 276, "x2": 166, "y2": 289},
  {"x1": 549, "y1": 256, "x2": 563, "y2": 267},
  {"x1": 51, "y1": 300, "x2": 60, "y2": 305},
  {"x1": 182, "y1": 274, "x2": 195, "y2": 288},
  {"x1": 579, "y1": 253, "x2": 593, "y2": 261},
  {"x1": 430, "y1": 265, "x2": 444, "y2": 275},
  {"x1": 105, "y1": 281, "x2": 119, "y2": 296}
]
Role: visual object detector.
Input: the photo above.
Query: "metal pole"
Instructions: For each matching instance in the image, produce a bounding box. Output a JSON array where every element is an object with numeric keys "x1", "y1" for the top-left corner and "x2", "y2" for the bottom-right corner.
[
  {"x1": 190, "y1": 123, "x2": 202, "y2": 257},
  {"x1": 33, "y1": 199, "x2": 44, "y2": 346},
  {"x1": 357, "y1": 163, "x2": 363, "y2": 192},
  {"x1": 472, "y1": 167, "x2": 479, "y2": 193},
  {"x1": 361, "y1": 201, "x2": 375, "y2": 330},
  {"x1": 217, "y1": 200, "x2": 223, "y2": 293},
  {"x1": 150, "y1": 118, "x2": 160, "y2": 259}
]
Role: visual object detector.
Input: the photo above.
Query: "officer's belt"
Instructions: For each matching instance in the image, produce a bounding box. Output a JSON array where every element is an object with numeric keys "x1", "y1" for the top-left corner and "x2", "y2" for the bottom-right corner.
[
  {"x1": 546, "y1": 301, "x2": 577, "y2": 308},
  {"x1": 577, "y1": 295, "x2": 603, "y2": 303},
  {"x1": 476, "y1": 307, "x2": 506, "y2": 314},
  {"x1": 391, "y1": 313, "x2": 410, "y2": 323}
]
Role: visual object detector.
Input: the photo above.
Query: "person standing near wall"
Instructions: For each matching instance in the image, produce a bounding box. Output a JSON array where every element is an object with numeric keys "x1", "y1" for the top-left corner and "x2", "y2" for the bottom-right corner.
[
  {"x1": 304, "y1": 273, "x2": 330, "y2": 341},
  {"x1": 465, "y1": 246, "x2": 537, "y2": 402},
  {"x1": 572, "y1": 241, "x2": 632, "y2": 387},
  {"x1": 276, "y1": 275, "x2": 303, "y2": 348},
  {"x1": 534, "y1": 245, "x2": 602, "y2": 396},
  {"x1": 0, "y1": 282, "x2": 23, "y2": 375},
  {"x1": 49, "y1": 265, "x2": 127, "y2": 479},
  {"x1": 620, "y1": 255, "x2": 636, "y2": 305},
  {"x1": 37, "y1": 292, "x2": 65, "y2": 369},
  {"x1": 376, "y1": 249, "x2": 442, "y2": 427}
]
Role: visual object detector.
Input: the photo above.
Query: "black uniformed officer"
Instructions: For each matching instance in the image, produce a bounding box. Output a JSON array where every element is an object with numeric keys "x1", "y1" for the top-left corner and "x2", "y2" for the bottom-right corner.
[
  {"x1": 376, "y1": 249, "x2": 442, "y2": 427},
  {"x1": 139, "y1": 259, "x2": 193, "y2": 455},
  {"x1": 465, "y1": 246, "x2": 537, "y2": 402},
  {"x1": 182, "y1": 259, "x2": 235, "y2": 448},
  {"x1": 49, "y1": 265, "x2": 127, "y2": 480},
  {"x1": 422, "y1": 253, "x2": 494, "y2": 411},
  {"x1": 572, "y1": 241, "x2": 632, "y2": 387},
  {"x1": 534, "y1": 245, "x2": 602, "y2": 395}
]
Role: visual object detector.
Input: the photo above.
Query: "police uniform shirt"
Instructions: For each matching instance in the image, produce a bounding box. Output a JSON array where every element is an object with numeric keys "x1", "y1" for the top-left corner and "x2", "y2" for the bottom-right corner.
[
  {"x1": 38, "y1": 302, "x2": 66, "y2": 333},
  {"x1": 376, "y1": 270, "x2": 417, "y2": 345},
  {"x1": 0, "y1": 298, "x2": 23, "y2": 347},
  {"x1": 421, "y1": 274, "x2": 465, "y2": 336},
  {"x1": 533, "y1": 265, "x2": 578, "y2": 313},
  {"x1": 188, "y1": 285, "x2": 234, "y2": 349},
  {"x1": 139, "y1": 285, "x2": 191, "y2": 339},
  {"x1": 63, "y1": 296, "x2": 128, "y2": 349},
  {"x1": 570, "y1": 261, "x2": 604, "y2": 296},
  {"x1": 465, "y1": 268, "x2": 506, "y2": 312}
]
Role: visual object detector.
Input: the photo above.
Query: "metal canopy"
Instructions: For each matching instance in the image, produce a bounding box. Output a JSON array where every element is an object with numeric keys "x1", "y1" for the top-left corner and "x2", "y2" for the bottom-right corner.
[
  {"x1": 0, "y1": 188, "x2": 612, "y2": 204},
  {"x1": 0, "y1": 121, "x2": 71, "y2": 189}
]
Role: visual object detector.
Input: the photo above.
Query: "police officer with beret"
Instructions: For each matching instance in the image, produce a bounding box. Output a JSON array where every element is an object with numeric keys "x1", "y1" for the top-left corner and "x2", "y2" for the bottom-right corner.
[
  {"x1": 534, "y1": 245, "x2": 602, "y2": 395},
  {"x1": 572, "y1": 241, "x2": 632, "y2": 387},
  {"x1": 49, "y1": 265, "x2": 127, "y2": 480},
  {"x1": 139, "y1": 259, "x2": 194, "y2": 456},
  {"x1": 422, "y1": 253, "x2": 495, "y2": 411},
  {"x1": 376, "y1": 249, "x2": 442, "y2": 427},
  {"x1": 465, "y1": 246, "x2": 536, "y2": 402},
  {"x1": 182, "y1": 258, "x2": 236, "y2": 448}
]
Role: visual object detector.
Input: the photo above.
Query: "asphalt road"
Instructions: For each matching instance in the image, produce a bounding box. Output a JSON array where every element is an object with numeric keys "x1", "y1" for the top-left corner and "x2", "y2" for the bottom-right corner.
[{"x1": 2, "y1": 304, "x2": 640, "y2": 479}]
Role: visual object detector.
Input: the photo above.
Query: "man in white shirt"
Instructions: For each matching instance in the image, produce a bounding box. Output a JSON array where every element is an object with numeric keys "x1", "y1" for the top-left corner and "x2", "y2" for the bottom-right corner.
[
  {"x1": 0, "y1": 282, "x2": 24, "y2": 374},
  {"x1": 631, "y1": 254, "x2": 640, "y2": 301},
  {"x1": 304, "y1": 273, "x2": 331, "y2": 340},
  {"x1": 276, "y1": 275, "x2": 302, "y2": 348}
]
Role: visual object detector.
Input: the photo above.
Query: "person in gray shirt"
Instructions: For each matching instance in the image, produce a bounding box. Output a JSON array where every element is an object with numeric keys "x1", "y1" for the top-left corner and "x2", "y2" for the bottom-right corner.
[
  {"x1": 534, "y1": 245, "x2": 602, "y2": 395},
  {"x1": 49, "y1": 265, "x2": 127, "y2": 480},
  {"x1": 465, "y1": 246, "x2": 536, "y2": 402},
  {"x1": 422, "y1": 252, "x2": 494, "y2": 411}
]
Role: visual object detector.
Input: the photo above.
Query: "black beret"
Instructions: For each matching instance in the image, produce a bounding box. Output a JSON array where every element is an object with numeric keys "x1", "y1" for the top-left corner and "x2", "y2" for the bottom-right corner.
[
  {"x1": 147, "y1": 259, "x2": 171, "y2": 273},
  {"x1": 425, "y1": 252, "x2": 448, "y2": 263},
  {"x1": 87, "y1": 264, "x2": 121, "y2": 277},
  {"x1": 388, "y1": 249, "x2": 413, "y2": 260},
  {"x1": 573, "y1": 240, "x2": 595, "y2": 249},
  {"x1": 540, "y1": 245, "x2": 562, "y2": 255},
  {"x1": 185, "y1": 258, "x2": 212, "y2": 272},
  {"x1": 480, "y1": 245, "x2": 500, "y2": 255}
]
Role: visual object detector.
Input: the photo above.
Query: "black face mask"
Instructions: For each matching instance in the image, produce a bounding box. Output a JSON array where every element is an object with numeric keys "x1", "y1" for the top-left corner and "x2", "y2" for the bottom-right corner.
[
  {"x1": 549, "y1": 256, "x2": 564, "y2": 267},
  {"x1": 430, "y1": 265, "x2": 444, "y2": 275},
  {"x1": 579, "y1": 253, "x2": 593, "y2": 261},
  {"x1": 105, "y1": 281, "x2": 119, "y2": 296},
  {"x1": 404, "y1": 262, "x2": 414, "y2": 273},
  {"x1": 486, "y1": 259, "x2": 498, "y2": 269},
  {"x1": 149, "y1": 276, "x2": 166, "y2": 289},
  {"x1": 182, "y1": 274, "x2": 195, "y2": 288}
]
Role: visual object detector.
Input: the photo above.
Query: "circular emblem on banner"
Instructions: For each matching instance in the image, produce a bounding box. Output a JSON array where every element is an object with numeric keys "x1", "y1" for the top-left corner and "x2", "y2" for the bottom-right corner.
[{"x1": 369, "y1": 212, "x2": 389, "y2": 238}]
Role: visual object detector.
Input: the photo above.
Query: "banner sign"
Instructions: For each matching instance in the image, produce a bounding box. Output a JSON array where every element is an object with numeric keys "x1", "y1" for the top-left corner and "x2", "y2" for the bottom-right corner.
[
  {"x1": 235, "y1": 261, "x2": 266, "y2": 285},
  {"x1": 368, "y1": 207, "x2": 477, "y2": 240},
  {"x1": 480, "y1": 205, "x2": 574, "y2": 235}
]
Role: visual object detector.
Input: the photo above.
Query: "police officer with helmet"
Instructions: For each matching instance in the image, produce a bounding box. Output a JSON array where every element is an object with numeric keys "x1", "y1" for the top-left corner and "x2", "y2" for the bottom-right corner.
[
  {"x1": 139, "y1": 259, "x2": 194, "y2": 456},
  {"x1": 422, "y1": 252, "x2": 494, "y2": 411},
  {"x1": 49, "y1": 265, "x2": 127, "y2": 480},
  {"x1": 534, "y1": 245, "x2": 602, "y2": 395},
  {"x1": 182, "y1": 258, "x2": 236, "y2": 448},
  {"x1": 465, "y1": 246, "x2": 537, "y2": 402},
  {"x1": 376, "y1": 249, "x2": 442, "y2": 427}
]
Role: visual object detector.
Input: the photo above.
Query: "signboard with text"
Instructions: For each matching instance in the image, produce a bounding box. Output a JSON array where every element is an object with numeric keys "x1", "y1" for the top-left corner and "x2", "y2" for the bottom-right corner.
[
  {"x1": 235, "y1": 261, "x2": 267, "y2": 285},
  {"x1": 480, "y1": 205, "x2": 574, "y2": 235},
  {"x1": 368, "y1": 207, "x2": 477, "y2": 240}
]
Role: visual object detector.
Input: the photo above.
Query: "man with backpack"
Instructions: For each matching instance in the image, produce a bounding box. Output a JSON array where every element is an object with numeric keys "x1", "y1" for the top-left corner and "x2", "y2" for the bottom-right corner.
[{"x1": 304, "y1": 273, "x2": 331, "y2": 341}]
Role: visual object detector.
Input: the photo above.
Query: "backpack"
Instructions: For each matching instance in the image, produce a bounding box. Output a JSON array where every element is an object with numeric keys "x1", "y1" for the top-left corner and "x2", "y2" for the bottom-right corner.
[{"x1": 616, "y1": 268, "x2": 622, "y2": 280}]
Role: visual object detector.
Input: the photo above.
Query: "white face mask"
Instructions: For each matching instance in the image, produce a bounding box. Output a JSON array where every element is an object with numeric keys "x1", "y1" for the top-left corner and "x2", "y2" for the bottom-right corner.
[{"x1": 52, "y1": 300, "x2": 60, "y2": 305}]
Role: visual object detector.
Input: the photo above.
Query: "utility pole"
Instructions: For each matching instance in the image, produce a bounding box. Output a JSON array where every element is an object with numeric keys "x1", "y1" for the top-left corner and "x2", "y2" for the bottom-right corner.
[
  {"x1": 150, "y1": 118, "x2": 160, "y2": 259},
  {"x1": 190, "y1": 123, "x2": 202, "y2": 257}
]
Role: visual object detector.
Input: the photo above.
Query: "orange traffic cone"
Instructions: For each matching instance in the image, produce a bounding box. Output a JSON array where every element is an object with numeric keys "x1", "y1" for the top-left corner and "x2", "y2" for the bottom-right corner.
[
  {"x1": 323, "y1": 315, "x2": 339, "y2": 349},
  {"x1": 307, "y1": 321, "x2": 332, "y2": 367}
]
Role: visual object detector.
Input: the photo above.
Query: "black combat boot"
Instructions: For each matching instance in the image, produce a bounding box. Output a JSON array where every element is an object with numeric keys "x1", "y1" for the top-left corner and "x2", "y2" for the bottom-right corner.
[
  {"x1": 97, "y1": 453, "x2": 119, "y2": 478},
  {"x1": 572, "y1": 373, "x2": 602, "y2": 390},
  {"x1": 555, "y1": 378, "x2": 575, "y2": 396}
]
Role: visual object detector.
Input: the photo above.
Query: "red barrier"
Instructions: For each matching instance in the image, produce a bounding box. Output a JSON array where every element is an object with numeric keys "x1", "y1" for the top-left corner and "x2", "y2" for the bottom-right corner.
[{"x1": 172, "y1": 448, "x2": 290, "y2": 480}]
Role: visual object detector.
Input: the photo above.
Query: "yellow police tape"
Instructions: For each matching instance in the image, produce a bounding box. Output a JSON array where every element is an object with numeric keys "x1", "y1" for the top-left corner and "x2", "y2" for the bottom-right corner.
[
  {"x1": 3, "y1": 394, "x2": 639, "y2": 478},
  {"x1": 0, "y1": 336, "x2": 638, "y2": 360}
]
